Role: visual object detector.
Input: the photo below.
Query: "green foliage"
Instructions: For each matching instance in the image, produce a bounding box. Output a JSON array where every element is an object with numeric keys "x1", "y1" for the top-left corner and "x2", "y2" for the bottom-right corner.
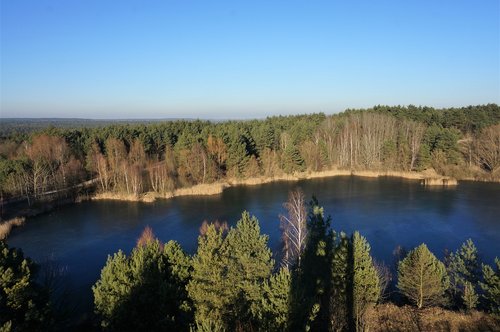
[
  {"x1": 330, "y1": 232, "x2": 350, "y2": 331},
  {"x1": 351, "y1": 231, "x2": 380, "y2": 331},
  {"x1": 281, "y1": 145, "x2": 305, "y2": 174},
  {"x1": 0, "y1": 241, "x2": 52, "y2": 332},
  {"x1": 479, "y1": 258, "x2": 500, "y2": 316},
  {"x1": 397, "y1": 244, "x2": 449, "y2": 308},
  {"x1": 187, "y1": 224, "x2": 229, "y2": 327},
  {"x1": 92, "y1": 239, "x2": 192, "y2": 331},
  {"x1": 187, "y1": 212, "x2": 274, "y2": 331},
  {"x1": 190, "y1": 320, "x2": 225, "y2": 332},
  {"x1": 462, "y1": 281, "x2": 479, "y2": 311},
  {"x1": 260, "y1": 267, "x2": 291, "y2": 331},
  {"x1": 447, "y1": 239, "x2": 481, "y2": 308}
]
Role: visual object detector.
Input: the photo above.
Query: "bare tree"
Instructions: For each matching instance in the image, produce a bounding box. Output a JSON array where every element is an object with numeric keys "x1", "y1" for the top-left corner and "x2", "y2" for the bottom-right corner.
[
  {"x1": 279, "y1": 188, "x2": 307, "y2": 269},
  {"x1": 373, "y1": 259, "x2": 392, "y2": 302},
  {"x1": 474, "y1": 124, "x2": 500, "y2": 174}
]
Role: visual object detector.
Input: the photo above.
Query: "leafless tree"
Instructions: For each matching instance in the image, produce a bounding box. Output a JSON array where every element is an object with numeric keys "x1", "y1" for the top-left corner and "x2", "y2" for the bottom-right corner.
[
  {"x1": 474, "y1": 124, "x2": 500, "y2": 174},
  {"x1": 279, "y1": 188, "x2": 307, "y2": 269},
  {"x1": 374, "y1": 259, "x2": 392, "y2": 302}
]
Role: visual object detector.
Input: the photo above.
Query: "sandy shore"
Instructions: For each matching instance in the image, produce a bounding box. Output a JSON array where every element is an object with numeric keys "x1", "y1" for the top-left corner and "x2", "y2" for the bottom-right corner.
[{"x1": 91, "y1": 168, "x2": 458, "y2": 203}]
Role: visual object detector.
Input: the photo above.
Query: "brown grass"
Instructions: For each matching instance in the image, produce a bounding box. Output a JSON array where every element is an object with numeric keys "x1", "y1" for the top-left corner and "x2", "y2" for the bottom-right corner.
[
  {"x1": 365, "y1": 304, "x2": 499, "y2": 332},
  {"x1": 91, "y1": 168, "x2": 462, "y2": 203},
  {"x1": 0, "y1": 217, "x2": 25, "y2": 240}
]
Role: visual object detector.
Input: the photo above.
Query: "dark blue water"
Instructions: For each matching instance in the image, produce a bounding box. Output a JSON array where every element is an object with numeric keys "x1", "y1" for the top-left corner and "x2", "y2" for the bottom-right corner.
[{"x1": 7, "y1": 176, "x2": 500, "y2": 314}]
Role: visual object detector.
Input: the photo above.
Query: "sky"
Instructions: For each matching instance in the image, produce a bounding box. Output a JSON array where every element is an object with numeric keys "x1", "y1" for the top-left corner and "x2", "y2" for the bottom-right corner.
[{"x1": 0, "y1": 1, "x2": 499, "y2": 119}]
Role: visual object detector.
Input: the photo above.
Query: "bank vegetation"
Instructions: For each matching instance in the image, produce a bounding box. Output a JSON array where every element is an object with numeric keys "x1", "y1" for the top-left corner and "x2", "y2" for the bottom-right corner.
[{"x1": 0, "y1": 104, "x2": 498, "y2": 218}]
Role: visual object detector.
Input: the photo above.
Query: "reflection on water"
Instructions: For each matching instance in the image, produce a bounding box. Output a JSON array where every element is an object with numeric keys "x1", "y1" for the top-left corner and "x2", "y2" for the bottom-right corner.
[{"x1": 7, "y1": 176, "x2": 500, "y2": 315}]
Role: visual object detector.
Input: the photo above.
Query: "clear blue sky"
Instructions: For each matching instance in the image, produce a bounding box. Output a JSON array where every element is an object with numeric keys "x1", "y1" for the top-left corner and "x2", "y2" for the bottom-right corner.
[{"x1": 1, "y1": 1, "x2": 499, "y2": 119}]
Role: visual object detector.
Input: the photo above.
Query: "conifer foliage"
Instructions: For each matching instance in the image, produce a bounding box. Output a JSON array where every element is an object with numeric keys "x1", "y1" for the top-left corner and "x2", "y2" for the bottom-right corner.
[
  {"x1": 0, "y1": 241, "x2": 52, "y2": 332},
  {"x1": 446, "y1": 239, "x2": 481, "y2": 309},
  {"x1": 479, "y1": 257, "x2": 500, "y2": 316},
  {"x1": 351, "y1": 231, "x2": 380, "y2": 331},
  {"x1": 397, "y1": 244, "x2": 449, "y2": 308},
  {"x1": 187, "y1": 212, "x2": 274, "y2": 331},
  {"x1": 92, "y1": 230, "x2": 191, "y2": 331}
]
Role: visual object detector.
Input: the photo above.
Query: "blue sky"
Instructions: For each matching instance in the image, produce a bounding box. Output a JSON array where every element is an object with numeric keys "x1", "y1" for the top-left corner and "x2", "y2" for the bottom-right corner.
[{"x1": 1, "y1": 1, "x2": 499, "y2": 119}]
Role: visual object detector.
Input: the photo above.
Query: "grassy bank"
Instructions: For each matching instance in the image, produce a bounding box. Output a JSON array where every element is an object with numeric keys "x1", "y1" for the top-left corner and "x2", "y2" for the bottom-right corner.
[{"x1": 0, "y1": 217, "x2": 25, "y2": 240}]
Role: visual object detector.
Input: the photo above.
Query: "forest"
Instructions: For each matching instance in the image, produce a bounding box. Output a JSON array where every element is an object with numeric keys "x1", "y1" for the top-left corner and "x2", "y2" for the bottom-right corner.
[
  {"x1": 0, "y1": 104, "x2": 499, "y2": 218},
  {"x1": 1, "y1": 190, "x2": 499, "y2": 331}
]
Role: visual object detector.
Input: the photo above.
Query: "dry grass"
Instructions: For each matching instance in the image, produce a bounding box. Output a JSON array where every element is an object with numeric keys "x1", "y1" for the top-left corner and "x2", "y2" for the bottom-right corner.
[
  {"x1": 0, "y1": 217, "x2": 25, "y2": 240},
  {"x1": 91, "y1": 168, "x2": 463, "y2": 203},
  {"x1": 92, "y1": 192, "x2": 158, "y2": 202},
  {"x1": 365, "y1": 304, "x2": 499, "y2": 332}
]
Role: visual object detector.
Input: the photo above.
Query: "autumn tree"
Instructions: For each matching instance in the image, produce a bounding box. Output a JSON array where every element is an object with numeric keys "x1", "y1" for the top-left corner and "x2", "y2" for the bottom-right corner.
[
  {"x1": 148, "y1": 145, "x2": 177, "y2": 194},
  {"x1": 397, "y1": 244, "x2": 449, "y2": 308},
  {"x1": 474, "y1": 123, "x2": 500, "y2": 174}
]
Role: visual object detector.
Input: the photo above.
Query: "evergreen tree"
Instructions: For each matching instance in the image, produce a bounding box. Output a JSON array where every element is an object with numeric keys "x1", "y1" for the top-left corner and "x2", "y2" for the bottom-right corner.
[
  {"x1": 447, "y1": 239, "x2": 481, "y2": 308},
  {"x1": 351, "y1": 231, "x2": 380, "y2": 332},
  {"x1": 329, "y1": 232, "x2": 350, "y2": 331},
  {"x1": 282, "y1": 144, "x2": 305, "y2": 174},
  {"x1": 93, "y1": 237, "x2": 192, "y2": 331},
  {"x1": 397, "y1": 244, "x2": 449, "y2": 308},
  {"x1": 462, "y1": 281, "x2": 479, "y2": 311},
  {"x1": 188, "y1": 213, "x2": 274, "y2": 331},
  {"x1": 260, "y1": 267, "x2": 291, "y2": 331},
  {"x1": 224, "y1": 211, "x2": 274, "y2": 330},
  {"x1": 187, "y1": 224, "x2": 230, "y2": 328},
  {"x1": 479, "y1": 258, "x2": 500, "y2": 316},
  {"x1": 0, "y1": 241, "x2": 52, "y2": 332}
]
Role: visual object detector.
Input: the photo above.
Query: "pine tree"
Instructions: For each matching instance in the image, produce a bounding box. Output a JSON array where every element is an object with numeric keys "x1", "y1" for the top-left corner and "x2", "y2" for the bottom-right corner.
[
  {"x1": 260, "y1": 267, "x2": 291, "y2": 331},
  {"x1": 462, "y1": 281, "x2": 479, "y2": 311},
  {"x1": 188, "y1": 213, "x2": 274, "y2": 331},
  {"x1": 479, "y1": 258, "x2": 499, "y2": 316},
  {"x1": 447, "y1": 239, "x2": 481, "y2": 308},
  {"x1": 0, "y1": 241, "x2": 52, "y2": 332},
  {"x1": 351, "y1": 232, "x2": 380, "y2": 332},
  {"x1": 329, "y1": 232, "x2": 349, "y2": 331},
  {"x1": 187, "y1": 223, "x2": 230, "y2": 328},
  {"x1": 224, "y1": 211, "x2": 274, "y2": 330},
  {"x1": 93, "y1": 235, "x2": 192, "y2": 331},
  {"x1": 282, "y1": 144, "x2": 305, "y2": 174},
  {"x1": 397, "y1": 244, "x2": 449, "y2": 308}
]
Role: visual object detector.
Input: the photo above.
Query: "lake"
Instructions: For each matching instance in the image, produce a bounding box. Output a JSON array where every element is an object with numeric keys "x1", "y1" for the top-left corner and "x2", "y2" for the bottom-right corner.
[{"x1": 7, "y1": 176, "x2": 500, "y2": 315}]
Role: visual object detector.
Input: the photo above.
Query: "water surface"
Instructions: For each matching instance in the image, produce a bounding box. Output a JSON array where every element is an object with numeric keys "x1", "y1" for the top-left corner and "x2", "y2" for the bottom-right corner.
[{"x1": 7, "y1": 176, "x2": 500, "y2": 314}]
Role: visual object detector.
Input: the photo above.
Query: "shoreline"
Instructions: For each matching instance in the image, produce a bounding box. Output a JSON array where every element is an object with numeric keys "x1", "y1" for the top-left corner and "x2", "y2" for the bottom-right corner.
[
  {"x1": 2, "y1": 168, "x2": 497, "y2": 239},
  {"x1": 91, "y1": 168, "x2": 460, "y2": 203}
]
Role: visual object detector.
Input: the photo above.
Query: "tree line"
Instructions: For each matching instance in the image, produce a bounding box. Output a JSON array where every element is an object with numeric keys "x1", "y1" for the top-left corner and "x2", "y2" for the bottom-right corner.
[
  {"x1": 0, "y1": 104, "x2": 499, "y2": 208},
  {"x1": 1, "y1": 190, "x2": 499, "y2": 331}
]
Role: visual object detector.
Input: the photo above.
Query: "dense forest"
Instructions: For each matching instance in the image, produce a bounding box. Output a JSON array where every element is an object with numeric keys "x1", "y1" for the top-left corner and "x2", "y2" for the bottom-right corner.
[
  {"x1": 0, "y1": 104, "x2": 499, "y2": 213},
  {"x1": 1, "y1": 191, "x2": 499, "y2": 331}
]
